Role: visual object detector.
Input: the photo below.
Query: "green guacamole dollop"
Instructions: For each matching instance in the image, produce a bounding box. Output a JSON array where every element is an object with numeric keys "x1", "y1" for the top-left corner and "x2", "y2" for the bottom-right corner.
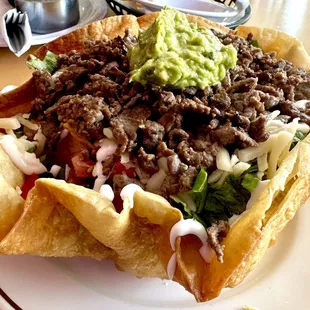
[{"x1": 128, "y1": 7, "x2": 237, "y2": 89}]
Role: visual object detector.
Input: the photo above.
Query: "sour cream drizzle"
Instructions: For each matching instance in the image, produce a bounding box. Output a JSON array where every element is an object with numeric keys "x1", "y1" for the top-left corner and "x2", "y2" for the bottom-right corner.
[
  {"x1": 170, "y1": 219, "x2": 208, "y2": 251},
  {"x1": 99, "y1": 184, "x2": 114, "y2": 201},
  {"x1": 168, "y1": 219, "x2": 214, "y2": 279},
  {"x1": 167, "y1": 253, "x2": 176, "y2": 280},
  {"x1": 120, "y1": 184, "x2": 143, "y2": 209},
  {"x1": 0, "y1": 135, "x2": 46, "y2": 175}
]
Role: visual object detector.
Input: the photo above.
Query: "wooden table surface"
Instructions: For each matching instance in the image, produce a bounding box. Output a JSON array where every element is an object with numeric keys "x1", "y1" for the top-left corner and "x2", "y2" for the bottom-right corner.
[{"x1": 0, "y1": 0, "x2": 310, "y2": 89}]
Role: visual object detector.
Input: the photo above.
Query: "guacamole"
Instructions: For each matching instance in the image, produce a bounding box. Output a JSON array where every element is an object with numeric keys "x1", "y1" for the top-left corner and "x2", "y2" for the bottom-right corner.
[{"x1": 128, "y1": 7, "x2": 237, "y2": 89}]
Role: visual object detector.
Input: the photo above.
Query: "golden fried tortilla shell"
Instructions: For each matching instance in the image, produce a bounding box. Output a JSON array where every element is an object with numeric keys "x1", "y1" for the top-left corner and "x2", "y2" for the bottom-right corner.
[
  {"x1": 0, "y1": 146, "x2": 24, "y2": 240},
  {"x1": 0, "y1": 145, "x2": 24, "y2": 188},
  {"x1": 32, "y1": 15, "x2": 140, "y2": 60},
  {"x1": 236, "y1": 26, "x2": 310, "y2": 71},
  {"x1": 201, "y1": 135, "x2": 310, "y2": 300},
  {"x1": 0, "y1": 78, "x2": 37, "y2": 118},
  {"x1": 28, "y1": 179, "x2": 182, "y2": 278},
  {"x1": 0, "y1": 174, "x2": 24, "y2": 240},
  {"x1": 0, "y1": 186, "x2": 113, "y2": 259}
]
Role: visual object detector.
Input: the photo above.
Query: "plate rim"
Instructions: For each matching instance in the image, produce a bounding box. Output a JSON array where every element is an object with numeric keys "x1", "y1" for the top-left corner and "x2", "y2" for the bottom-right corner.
[
  {"x1": 0, "y1": 287, "x2": 22, "y2": 310},
  {"x1": 134, "y1": 0, "x2": 240, "y2": 18}
]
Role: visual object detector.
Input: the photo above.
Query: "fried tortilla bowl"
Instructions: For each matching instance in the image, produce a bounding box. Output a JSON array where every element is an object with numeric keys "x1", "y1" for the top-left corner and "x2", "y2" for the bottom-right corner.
[{"x1": 1, "y1": 12, "x2": 310, "y2": 302}]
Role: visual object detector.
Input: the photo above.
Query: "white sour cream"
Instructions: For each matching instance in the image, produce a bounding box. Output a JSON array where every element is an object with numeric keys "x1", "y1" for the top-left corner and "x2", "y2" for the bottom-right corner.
[
  {"x1": 167, "y1": 219, "x2": 214, "y2": 279},
  {"x1": 0, "y1": 135, "x2": 46, "y2": 175},
  {"x1": 120, "y1": 184, "x2": 143, "y2": 209},
  {"x1": 170, "y1": 219, "x2": 208, "y2": 251},
  {"x1": 93, "y1": 175, "x2": 107, "y2": 192},
  {"x1": 167, "y1": 253, "x2": 176, "y2": 280},
  {"x1": 50, "y1": 165, "x2": 61, "y2": 177},
  {"x1": 99, "y1": 184, "x2": 114, "y2": 201}
]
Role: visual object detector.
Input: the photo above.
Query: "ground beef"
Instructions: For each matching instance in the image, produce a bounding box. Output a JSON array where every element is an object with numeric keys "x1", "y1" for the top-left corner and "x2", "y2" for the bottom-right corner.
[
  {"x1": 249, "y1": 115, "x2": 269, "y2": 142},
  {"x1": 141, "y1": 120, "x2": 165, "y2": 152},
  {"x1": 207, "y1": 220, "x2": 230, "y2": 263},
  {"x1": 113, "y1": 174, "x2": 142, "y2": 191},
  {"x1": 138, "y1": 147, "x2": 159, "y2": 174},
  {"x1": 40, "y1": 117, "x2": 60, "y2": 147},
  {"x1": 30, "y1": 31, "x2": 310, "y2": 216},
  {"x1": 179, "y1": 167, "x2": 198, "y2": 192},
  {"x1": 167, "y1": 154, "x2": 181, "y2": 175},
  {"x1": 46, "y1": 94, "x2": 105, "y2": 141},
  {"x1": 110, "y1": 105, "x2": 151, "y2": 152},
  {"x1": 79, "y1": 74, "x2": 121, "y2": 98},
  {"x1": 210, "y1": 122, "x2": 257, "y2": 147}
]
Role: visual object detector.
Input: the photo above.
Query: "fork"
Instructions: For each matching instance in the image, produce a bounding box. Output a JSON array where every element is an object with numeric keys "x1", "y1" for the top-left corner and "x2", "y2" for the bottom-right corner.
[{"x1": 4, "y1": 9, "x2": 28, "y2": 54}]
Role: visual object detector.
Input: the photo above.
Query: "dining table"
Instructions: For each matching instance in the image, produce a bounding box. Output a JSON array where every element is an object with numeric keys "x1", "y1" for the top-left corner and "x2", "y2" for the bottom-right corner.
[{"x1": 0, "y1": 0, "x2": 310, "y2": 90}]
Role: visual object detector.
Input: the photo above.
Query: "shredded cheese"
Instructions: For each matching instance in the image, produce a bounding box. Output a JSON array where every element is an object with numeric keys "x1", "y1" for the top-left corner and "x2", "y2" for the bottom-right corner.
[
  {"x1": 146, "y1": 169, "x2": 166, "y2": 192},
  {"x1": 232, "y1": 162, "x2": 251, "y2": 177},
  {"x1": 0, "y1": 117, "x2": 21, "y2": 130},
  {"x1": 65, "y1": 164, "x2": 71, "y2": 181},
  {"x1": 268, "y1": 131, "x2": 294, "y2": 179},
  {"x1": 96, "y1": 138, "x2": 117, "y2": 163},
  {"x1": 33, "y1": 128, "x2": 47, "y2": 156},
  {"x1": 50, "y1": 165, "x2": 61, "y2": 178},
  {"x1": 103, "y1": 128, "x2": 115, "y2": 140},
  {"x1": 16, "y1": 115, "x2": 39, "y2": 131},
  {"x1": 216, "y1": 147, "x2": 232, "y2": 172},
  {"x1": 0, "y1": 135, "x2": 46, "y2": 175}
]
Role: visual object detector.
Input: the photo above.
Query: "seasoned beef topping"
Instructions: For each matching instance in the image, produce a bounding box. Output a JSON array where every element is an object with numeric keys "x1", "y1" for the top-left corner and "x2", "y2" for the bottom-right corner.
[
  {"x1": 141, "y1": 120, "x2": 165, "y2": 152},
  {"x1": 30, "y1": 31, "x2": 310, "y2": 201},
  {"x1": 46, "y1": 94, "x2": 105, "y2": 141},
  {"x1": 207, "y1": 220, "x2": 230, "y2": 263}
]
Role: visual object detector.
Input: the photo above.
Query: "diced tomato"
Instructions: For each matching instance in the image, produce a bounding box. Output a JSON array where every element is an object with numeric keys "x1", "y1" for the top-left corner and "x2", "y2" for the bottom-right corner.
[
  {"x1": 66, "y1": 167, "x2": 85, "y2": 185},
  {"x1": 56, "y1": 134, "x2": 87, "y2": 166},
  {"x1": 111, "y1": 161, "x2": 136, "y2": 179},
  {"x1": 71, "y1": 153, "x2": 95, "y2": 178},
  {"x1": 21, "y1": 174, "x2": 38, "y2": 199},
  {"x1": 112, "y1": 194, "x2": 124, "y2": 213}
]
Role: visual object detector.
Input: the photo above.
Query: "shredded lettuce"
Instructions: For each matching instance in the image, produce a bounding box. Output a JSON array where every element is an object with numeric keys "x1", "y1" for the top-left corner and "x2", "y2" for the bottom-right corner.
[
  {"x1": 26, "y1": 51, "x2": 58, "y2": 74},
  {"x1": 241, "y1": 173, "x2": 259, "y2": 192},
  {"x1": 171, "y1": 167, "x2": 208, "y2": 214},
  {"x1": 39, "y1": 154, "x2": 47, "y2": 163},
  {"x1": 250, "y1": 39, "x2": 261, "y2": 48},
  {"x1": 290, "y1": 131, "x2": 306, "y2": 150},
  {"x1": 171, "y1": 164, "x2": 259, "y2": 227},
  {"x1": 27, "y1": 146, "x2": 35, "y2": 153}
]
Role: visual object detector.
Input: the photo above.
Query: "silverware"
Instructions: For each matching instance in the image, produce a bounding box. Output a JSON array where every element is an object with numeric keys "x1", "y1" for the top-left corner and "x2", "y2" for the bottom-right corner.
[
  {"x1": 14, "y1": 0, "x2": 80, "y2": 34},
  {"x1": 4, "y1": 10, "x2": 28, "y2": 54}
]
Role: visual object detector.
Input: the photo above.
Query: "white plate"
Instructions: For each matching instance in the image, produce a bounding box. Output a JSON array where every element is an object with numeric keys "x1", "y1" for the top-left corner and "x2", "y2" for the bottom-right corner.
[
  {"x1": 0, "y1": 199, "x2": 309, "y2": 309},
  {"x1": 0, "y1": 0, "x2": 108, "y2": 47},
  {"x1": 134, "y1": 0, "x2": 249, "y2": 18}
]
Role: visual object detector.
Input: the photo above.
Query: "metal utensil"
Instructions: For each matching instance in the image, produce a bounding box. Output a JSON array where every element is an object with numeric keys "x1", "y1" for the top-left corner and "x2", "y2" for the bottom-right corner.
[
  {"x1": 0, "y1": 8, "x2": 31, "y2": 55},
  {"x1": 14, "y1": 0, "x2": 80, "y2": 34}
]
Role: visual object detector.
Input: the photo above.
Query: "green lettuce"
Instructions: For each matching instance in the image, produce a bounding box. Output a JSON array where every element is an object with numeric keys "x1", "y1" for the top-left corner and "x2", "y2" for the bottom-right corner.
[
  {"x1": 26, "y1": 51, "x2": 58, "y2": 74},
  {"x1": 171, "y1": 164, "x2": 259, "y2": 227},
  {"x1": 250, "y1": 39, "x2": 261, "y2": 48},
  {"x1": 290, "y1": 131, "x2": 306, "y2": 150}
]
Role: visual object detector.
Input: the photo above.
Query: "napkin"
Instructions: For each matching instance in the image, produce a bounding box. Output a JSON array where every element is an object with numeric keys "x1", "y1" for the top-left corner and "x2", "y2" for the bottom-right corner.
[{"x1": 0, "y1": 3, "x2": 32, "y2": 57}]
